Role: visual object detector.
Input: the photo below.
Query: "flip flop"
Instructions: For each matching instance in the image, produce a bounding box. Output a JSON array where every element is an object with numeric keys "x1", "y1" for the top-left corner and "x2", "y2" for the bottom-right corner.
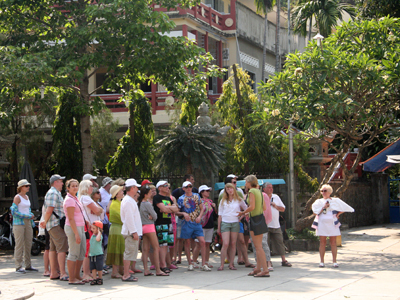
[
  {"x1": 81, "y1": 278, "x2": 93, "y2": 283},
  {"x1": 156, "y1": 272, "x2": 169, "y2": 276},
  {"x1": 60, "y1": 276, "x2": 69, "y2": 281},
  {"x1": 254, "y1": 271, "x2": 270, "y2": 277},
  {"x1": 144, "y1": 273, "x2": 154, "y2": 276},
  {"x1": 229, "y1": 266, "x2": 237, "y2": 270},
  {"x1": 248, "y1": 270, "x2": 261, "y2": 276},
  {"x1": 111, "y1": 275, "x2": 122, "y2": 279},
  {"x1": 121, "y1": 275, "x2": 138, "y2": 282},
  {"x1": 133, "y1": 269, "x2": 143, "y2": 273},
  {"x1": 245, "y1": 264, "x2": 256, "y2": 268},
  {"x1": 69, "y1": 281, "x2": 85, "y2": 285},
  {"x1": 43, "y1": 273, "x2": 51, "y2": 277},
  {"x1": 217, "y1": 266, "x2": 224, "y2": 271},
  {"x1": 50, "y1": 276, "x2": 60, "y2": 280},
  {"x1": 237, "y1": 261, "x2": 245, "y2": 265}
]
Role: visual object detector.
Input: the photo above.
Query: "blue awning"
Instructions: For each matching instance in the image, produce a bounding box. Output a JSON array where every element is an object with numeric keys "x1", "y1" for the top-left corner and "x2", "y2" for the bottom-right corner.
[
  {"x1": 214, "y1": 179, "x2": 285, "y2": 191},
  {"x1": 360, "y1": 138, "x2": 400, "y2": 172}
]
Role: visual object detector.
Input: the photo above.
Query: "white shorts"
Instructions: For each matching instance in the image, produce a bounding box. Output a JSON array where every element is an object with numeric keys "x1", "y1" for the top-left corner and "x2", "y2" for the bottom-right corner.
[{"x1": 203, "y1": 228, "x2": 213, "y2": 243}]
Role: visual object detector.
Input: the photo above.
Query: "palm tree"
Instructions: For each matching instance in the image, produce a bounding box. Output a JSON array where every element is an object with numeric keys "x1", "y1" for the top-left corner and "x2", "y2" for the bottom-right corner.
[
  {"x1": 155, "y1": 125, "x2": 226, "y2": 177},
  {"x1": 292, "y1": 0, "x2": 355, "y2": 40},
  {"x1": 254, "y1": 0, "x2": 275, "y2": 80}
]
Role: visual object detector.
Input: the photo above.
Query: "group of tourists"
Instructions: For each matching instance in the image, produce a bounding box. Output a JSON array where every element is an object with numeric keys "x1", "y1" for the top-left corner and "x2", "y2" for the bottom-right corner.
[{"x1": 10, "y1": 172, "x2": 354, "y2": 285}]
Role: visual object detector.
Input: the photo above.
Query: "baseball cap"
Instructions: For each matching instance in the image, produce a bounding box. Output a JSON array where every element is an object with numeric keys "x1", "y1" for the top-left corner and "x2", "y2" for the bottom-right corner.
[
  {"x1": 182, "y1": 181, "x2": 193, "y2": 188},
  {"x1": 17, "y1": 179, "x2": 31, "y2": 188},
  {"x1": 50, "y1": 174, "x2": 65, "y2": 185},
  {"x1": 141, "y1": 179, "x2": 153, "y2": 186},
  {"x1": 83, "y1": 174, "x2": 97, "y2": 181},
  {"x1": 156, "y1": 180, "x2": 168, "y2": 189},
  {"x1": 93, "y1": 221, "x2": 103, "y2": 229},
  {"x1": 227, "y1": 174, "x2": 237, "y2": 179},
  {"x1": 102, "y1": 177, "x2": 112, "y2": 187},
  {"x1": 125, "y1": 178, "x2": 141, "y2": 188},
  {"x1": 198, "y1": 185, "x2": 212, "y2": 194}
]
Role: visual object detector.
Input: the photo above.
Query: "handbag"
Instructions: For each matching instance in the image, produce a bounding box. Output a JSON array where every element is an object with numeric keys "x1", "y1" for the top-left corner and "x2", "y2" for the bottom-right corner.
[
  {"x1": 73, "y1": 198, "x2": 90, "y2": 240},
  {"x1": 52, "y1": 211, "x2": 66, "y2": 230},
  {"x1": 249, "y1": 190, "x2": 268, "y2": 236}
]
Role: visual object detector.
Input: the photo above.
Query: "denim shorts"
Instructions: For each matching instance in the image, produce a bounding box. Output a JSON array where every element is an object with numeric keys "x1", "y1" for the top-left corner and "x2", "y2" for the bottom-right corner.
[
  {"x1": 180, "y1": 222, "x2": 204, "y2": 240},
  {"x1": 89, "y1": 254, "x2": 104, "y2": 271}
]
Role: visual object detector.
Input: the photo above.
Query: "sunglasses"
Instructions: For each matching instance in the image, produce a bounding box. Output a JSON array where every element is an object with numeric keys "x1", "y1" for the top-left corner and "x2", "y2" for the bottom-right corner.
[
  {"x1": 320, "y1": 190, "x2": 328, "y2": 192},
  {"x1": 96, "y1": 191, "x2": 100, "y2": 194},
  {"x1": 185, "y1": 185, "x2": 193, "y2": 188},
  {"x1": 23, "y1": 185, "x2": 30, "y2": 188},
  {"x1": 161, "y1": 184, "x2": 169, "y2": 188},
  {"x1": 232, "y1": 181, "x2": 237, "y2": 184}
]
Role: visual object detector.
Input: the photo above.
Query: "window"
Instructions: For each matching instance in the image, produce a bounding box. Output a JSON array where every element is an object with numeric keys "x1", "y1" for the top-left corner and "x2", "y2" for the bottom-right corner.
[{"x1": 246, "y1": 71, "x2": 256, "y2": 91}]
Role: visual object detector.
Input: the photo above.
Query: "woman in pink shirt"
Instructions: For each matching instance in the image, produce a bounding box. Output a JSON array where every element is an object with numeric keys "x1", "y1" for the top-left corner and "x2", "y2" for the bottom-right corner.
[{"x1": 63, "y1": 179, "x2": 87, "y2": 285}]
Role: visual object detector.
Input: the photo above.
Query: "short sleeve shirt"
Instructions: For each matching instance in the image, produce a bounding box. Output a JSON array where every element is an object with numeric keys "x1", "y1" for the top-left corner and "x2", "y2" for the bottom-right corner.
[
  {"x1": 63, "y1": 193, "x2": 85, "y2": 227},
  {"x1": 177, "y1": 193, "x2": 202, "y2": 224},
  {"x1": 89, "y1": 234, "x2": 103, "y2": 256},
  {"x1": 268, "y1": 194, "x2": 285, "y2": 228},
  {"x1": 80, "y1": 195, "x2": 101, "y2": 224},
  {"x1": 153, "y1": 194, "x2": 173, "y2": 225},
  {"x1": 44, "y1": 187, "x2": 65, "y2": 231}
]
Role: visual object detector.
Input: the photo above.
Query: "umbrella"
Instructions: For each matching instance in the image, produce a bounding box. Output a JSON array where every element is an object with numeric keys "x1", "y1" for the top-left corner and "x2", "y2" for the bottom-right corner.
[{"x1": 19, "y1": 161, "x2": 39, "y2": 210}]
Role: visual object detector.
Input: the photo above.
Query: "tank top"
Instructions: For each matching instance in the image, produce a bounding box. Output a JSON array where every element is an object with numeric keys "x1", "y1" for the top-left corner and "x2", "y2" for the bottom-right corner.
[
  {"x1": 18, "y1": 194, "x2": 31, "y2": 215},
  {"x1": 248, "y1": 188, "x2": 263, "y2": 217}
]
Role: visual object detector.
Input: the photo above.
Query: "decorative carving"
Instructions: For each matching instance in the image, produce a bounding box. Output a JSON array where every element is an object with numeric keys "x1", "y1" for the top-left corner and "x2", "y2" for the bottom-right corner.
[
  {"x1": 194, "y1": 102, "x2": 230, "y2": 135},
  {"x1": 225, "y1": 18, "x2": 234, "y2": 28},
  {"x1": 240, "y1": 52, "x2": 259, "y2": 68}
]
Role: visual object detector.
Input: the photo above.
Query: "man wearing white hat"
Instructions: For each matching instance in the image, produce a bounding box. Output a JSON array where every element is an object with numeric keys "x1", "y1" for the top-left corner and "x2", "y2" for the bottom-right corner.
[
  {"x1": 176, "y1": 181, "x2": 211, "y2": 271},
  {"x1": 99, "y1": 177, "x2": 112, "y2": 261},
  {"x1": 120, "y1": 179, "x2": 142, "y2": 282},
  {"x1": 82, "y1": 174, "x2": 99, "y2": 188}
]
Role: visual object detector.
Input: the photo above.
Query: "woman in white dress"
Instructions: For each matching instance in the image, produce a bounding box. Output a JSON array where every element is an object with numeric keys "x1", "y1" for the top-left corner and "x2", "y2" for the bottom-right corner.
[{"x1": 312, "y1": 184, "x2": 354, "y2": 268}]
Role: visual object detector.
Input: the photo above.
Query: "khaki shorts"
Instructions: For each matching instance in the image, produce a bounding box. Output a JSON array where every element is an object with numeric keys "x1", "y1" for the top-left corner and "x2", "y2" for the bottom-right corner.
[
  {"x1": 123, "y1": 235, "x2": 139, "y2": 262},
  {"x1": 48, "y1": 225, "x2": 68, "y2": 253},
  {"x1": 221, "y1": 221, "x2": 240, "y2": 233}
]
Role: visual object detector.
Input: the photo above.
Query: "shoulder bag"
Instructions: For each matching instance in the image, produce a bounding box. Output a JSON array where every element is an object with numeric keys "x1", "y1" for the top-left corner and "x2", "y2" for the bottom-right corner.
[
  {"x1": 52, "y1": 211, "x2": 66, "y2": 230},
  {"x1": 249, "y1": 189, "x2": 268, "y2": 236}
]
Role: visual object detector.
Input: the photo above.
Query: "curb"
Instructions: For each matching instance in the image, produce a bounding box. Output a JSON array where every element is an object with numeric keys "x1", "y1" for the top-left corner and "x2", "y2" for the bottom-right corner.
[{"x1": 0, "y1": 286, "x2": 34, "y2": 300}]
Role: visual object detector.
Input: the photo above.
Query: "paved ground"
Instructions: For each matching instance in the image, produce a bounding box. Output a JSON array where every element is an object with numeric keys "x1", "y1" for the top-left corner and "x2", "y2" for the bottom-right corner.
[{"x1": 1, "y1": 224, "x2": 399, "y2": 300}]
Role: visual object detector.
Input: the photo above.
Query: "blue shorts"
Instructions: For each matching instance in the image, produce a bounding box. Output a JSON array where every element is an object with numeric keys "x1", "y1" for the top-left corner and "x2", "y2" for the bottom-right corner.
[
  {"x1": 180, "y1": 222, "x2": 204, "y2": 240},
  {"x1": 239, "y1": 222, "x2": 244, "y2": 234}
]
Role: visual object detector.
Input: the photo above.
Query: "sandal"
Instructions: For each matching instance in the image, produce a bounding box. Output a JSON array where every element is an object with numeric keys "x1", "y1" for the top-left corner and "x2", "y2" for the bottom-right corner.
[
  {"x1": 245, "y1": 264, "x2": 256, "y2": 268},
  {"x1": 248, "y1": 270, "x2": 261, "y2": 276},
  {"x1": 228, "y1": 266, "x2": 237, "y2": 270},
  {"x1": 144, "y1": 272, "x2": 154, "y2": 276},
  {"x1": 156, "y1": 272, "x2": 169, "y2": 276},
  {"x1": 217, "y1": 266, "x2": 224, "y2": 271},
  {"x1": 121, "y1": 275, "x2": 138, "y2": 282},
  {"x1": 97, "y1": 278, "x2": 103, "y2": 285},
  {"x1": 90, "y1": 279, "x2": 98, "y2": 285},
  {"x1": 160, "y1": 267, "x2": 170, "y2": 274},
  {"x1": 281, "y1": 260, "x2": 292, "y2": 267},
  {"x1": 237, "y1": 261, "x2": 245, "y2": 265},
  {"x1": 254, "y1": 271, "x2": 270, "y2": 277},
  {"x1": 111, "y1": 274, "x2": 122, "y2": 279}
]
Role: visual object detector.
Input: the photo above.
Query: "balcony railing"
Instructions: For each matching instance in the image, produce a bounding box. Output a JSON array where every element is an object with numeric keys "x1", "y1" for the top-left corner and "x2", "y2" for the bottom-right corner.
[{"x1": 152, "y1": 2, "x2": 236, "y2": 31}]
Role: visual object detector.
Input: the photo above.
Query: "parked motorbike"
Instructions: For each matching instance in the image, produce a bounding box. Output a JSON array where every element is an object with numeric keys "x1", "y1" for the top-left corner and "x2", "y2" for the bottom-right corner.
[{"x1": 0, "y1": 209, "x2": 44, "y2": 256}]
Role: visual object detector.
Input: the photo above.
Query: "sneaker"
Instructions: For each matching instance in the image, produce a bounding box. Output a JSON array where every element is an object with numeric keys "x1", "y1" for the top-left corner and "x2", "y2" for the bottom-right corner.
[
  {"x1": 16, "y1": 268, "x2": 26, "y2": 274},
  {"x1": 333, "y1": 263, "x2": 339, "y2": 268},
  {"x1": 319, "y1": 262, "x2": 325, "y2": 268},
  {"x1": 25, "y1": 267, "x2": 39, "y2": 272},
  {"x1": 201, "y1": 265, "x2": 212, "y2": 272},
  {"x1": 193, "y1": 262, "x2": 200, "y2": 269},
  {"x1": 169, "y1": 264, "x2": 178, "y2": 270},
  {"x1": 188, "y1": 264, "x2": 194, "y2": 271}
]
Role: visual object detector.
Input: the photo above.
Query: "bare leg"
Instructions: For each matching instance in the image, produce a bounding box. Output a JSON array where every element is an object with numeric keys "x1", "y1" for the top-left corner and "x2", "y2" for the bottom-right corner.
[
  {"x1": 250, "y1": 232, "x2": 268, "y2": 275},
  {"x1": 220, "y1": 232, "x2": 231, "y2": 269},
  {"x1": 177, "y1": 238, "x2": 184, "y2": 261},
  {"x1": 75, "y1": 260, "x2": 83, "y2": 280},
  {"x1": 159, "y1": 245, "x2": 168, "y2": 268},
  {"x1": 192, "y1": 241, "x2": 200, "y2": 263},
  {"x1": 205, "y1": 242, "x2": 211, "y2": 265},
  {"x1": 184, "y1": 239, "x2": 192, "y2": 266},
  {"x1": 228, "y1": 232, "x2": 238, "y2": 269},
  {"x1": 122, "y1": 260, "x2": 131, "y2": 280},
  {"x1": 237, "y1": 233, "x2": 250, "y2": 265},
  {"x1": 67, "y1": 260, "x2": 77, "y2": 283},
  {"x1": 319, "y1": 236, "x2": 327, "y2": 263},
  {"x1": 43, "y1": 250, "x2": 50, "y2": 276},
  {"x1": 83, "y1": 257, "x2": 92, "y2": 280},
  {"x1": 148, "y1": 233, "x2": 164, "y2": 274},
  {"x1": 142, "y1": 235, "x2": 150, "y2": 274},
  {"x1": 197, "y1": 237, "x2": 207, "y2": 266},
  {"x1": 329, "y1": 236, "x2": 337, "y2": 263},
  {"x1": 49, "y1": 251, "x2": 59, "y2": 278},
  {"x1": 111, "y1": 265, "x2": 122, "y2": 278},
  {"x1": 57, "y1": 252, "x2": 67, "y2": 278}
]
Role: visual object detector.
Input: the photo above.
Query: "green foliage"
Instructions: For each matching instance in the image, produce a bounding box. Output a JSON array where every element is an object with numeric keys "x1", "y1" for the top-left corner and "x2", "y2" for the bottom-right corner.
[
  {"x1": 0, "y1": 0, "x2": 222, "y2": 169},
  {"x1": 286, "y1": 227, "x2": 319, "y2": 240},
  {"x1": 260, "y1": 17, "x2": 400, "y2": 153},
  {"x1": 106, "y1": 96, "x2": 154, "y2": 177},
  {"x1": 155, "y1": 125, "x2": 226, "y2": 176},
  {"x1": 91, "y1": 109, "x2": 120, "y2": 172},
  {"x1": 357, "y1": 0, "x2": 400, "y2": 19},
  {"x1": 292, "y1": 0, "x2": 356, "y2": 38},
  {"x1": 52, "y1": 90, "x2": 83, "y2": 179}
]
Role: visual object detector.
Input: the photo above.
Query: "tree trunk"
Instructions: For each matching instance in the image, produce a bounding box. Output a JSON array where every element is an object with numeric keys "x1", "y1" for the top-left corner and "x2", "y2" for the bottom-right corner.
[
  {"x1": 262, "y1": 13, "x2": 268, "y2": 82},
  {"x1": 275, "y1": 0, "x2": 281, "y2": 72},
  {"x1": 308, "y1": 17, "x2": 312, "y2": 42},
  {"x1": 129, "y1": 102, "x2": 136, "y2": 178},
  {"x1": 80, "y1": 74, "x2": 93, "y2": 174}
]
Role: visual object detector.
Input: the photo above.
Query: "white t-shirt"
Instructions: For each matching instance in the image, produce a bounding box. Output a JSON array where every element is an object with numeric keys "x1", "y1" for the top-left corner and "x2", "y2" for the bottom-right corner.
[
  {"x1": 99, "y1": 187, "x2": 111, "y2": 210},
  {"x1": 80, "y1": 195, "x2": 102, "y2": 224},
  {"x1": 218, "y1": 199, "x2": 247, "y2": 223},
  {"x1": 121, "y1": 195, "x2": 142, "y2": 236},
  {"x1": 268, "y1": 194, "x2": 285, "y2": 228}
]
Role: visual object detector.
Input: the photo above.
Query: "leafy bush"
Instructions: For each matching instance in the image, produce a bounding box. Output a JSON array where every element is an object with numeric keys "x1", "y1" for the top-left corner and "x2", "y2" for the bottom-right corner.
[{"x1": 286, "y1": 228, "x2": 319, "y2": 241}]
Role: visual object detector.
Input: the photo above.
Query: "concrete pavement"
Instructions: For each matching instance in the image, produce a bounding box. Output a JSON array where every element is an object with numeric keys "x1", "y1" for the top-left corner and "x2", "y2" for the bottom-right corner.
[{"x1": 0, "y1": 224, "x2": 399, "y2": 300}]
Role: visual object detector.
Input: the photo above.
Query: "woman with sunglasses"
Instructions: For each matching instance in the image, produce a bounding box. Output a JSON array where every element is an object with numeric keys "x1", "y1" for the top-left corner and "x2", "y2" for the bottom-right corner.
[
  {"x1": 312, "y1": 184, "x2": 354, "y2": 268},
  {"x1": 11, "y1": 179, "x2": 37, "y2": 274},
  {"x1": 139, "y1": 185, "x2": 169, "y2": 276}
]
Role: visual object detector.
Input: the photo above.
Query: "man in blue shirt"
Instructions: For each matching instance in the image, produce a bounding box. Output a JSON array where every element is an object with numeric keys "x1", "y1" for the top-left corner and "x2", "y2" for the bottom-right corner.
[{"x1": 176, "y1": 181, "x2": 211, "y2": 272}]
